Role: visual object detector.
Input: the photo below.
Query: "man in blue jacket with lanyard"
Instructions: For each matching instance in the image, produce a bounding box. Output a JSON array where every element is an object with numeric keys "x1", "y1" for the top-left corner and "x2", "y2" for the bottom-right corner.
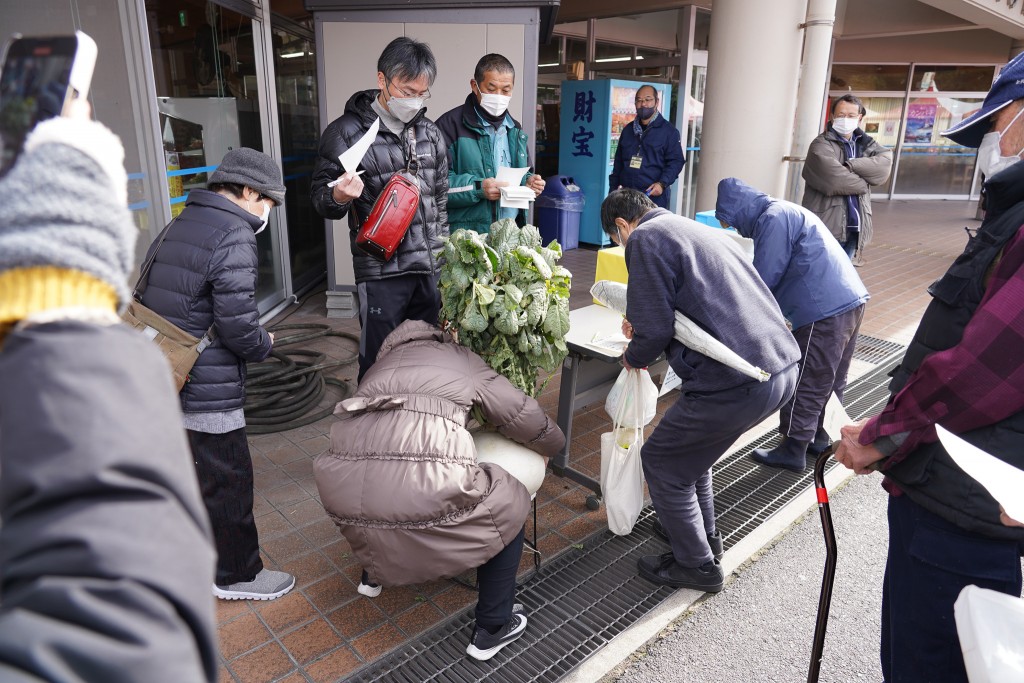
[
  {"x1": 715, "y1": 177, "x2": 869, "y2": 472},
  {"x1": 609, "y1": 85, "x2": 685, "y2": 209}
]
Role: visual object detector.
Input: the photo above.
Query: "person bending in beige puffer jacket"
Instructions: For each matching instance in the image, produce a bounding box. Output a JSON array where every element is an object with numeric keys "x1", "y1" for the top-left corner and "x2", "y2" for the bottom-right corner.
[{"x1": 314, "y1": 319, "x2": 564, "y2": 662}]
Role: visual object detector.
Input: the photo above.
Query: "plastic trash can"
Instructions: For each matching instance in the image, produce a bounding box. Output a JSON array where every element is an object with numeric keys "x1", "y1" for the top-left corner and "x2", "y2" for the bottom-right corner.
[{"x1": 536, "y1": 175, "x2": 584, "y2": 250}]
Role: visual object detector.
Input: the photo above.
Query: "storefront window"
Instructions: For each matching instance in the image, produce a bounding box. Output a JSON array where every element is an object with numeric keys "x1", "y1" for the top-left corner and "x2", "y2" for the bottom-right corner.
[
  {"x1": 830, "y1": 64, "x2": 909, "y2": 92},
  {"x1": 912, "y1": 65, "x2": 996, "y2": 92},
  {"x1": 895, "y1": 95, "x2": 982, "y2": 195}
]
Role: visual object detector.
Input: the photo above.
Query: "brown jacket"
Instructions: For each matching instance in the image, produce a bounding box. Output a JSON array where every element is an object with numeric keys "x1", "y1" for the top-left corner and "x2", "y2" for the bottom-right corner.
[
  {"x1": 314, "y1": 320, "x2": 565, "y2": 586},
  {"x1": 801, "y1": 128, "x2": 892, "y2": 255}
]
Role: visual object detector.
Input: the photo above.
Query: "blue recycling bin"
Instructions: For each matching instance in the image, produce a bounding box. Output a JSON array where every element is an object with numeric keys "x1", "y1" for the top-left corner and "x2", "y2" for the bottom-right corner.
[{"x1": 536, "y1": 175, "x2": 584, "y2": 250}]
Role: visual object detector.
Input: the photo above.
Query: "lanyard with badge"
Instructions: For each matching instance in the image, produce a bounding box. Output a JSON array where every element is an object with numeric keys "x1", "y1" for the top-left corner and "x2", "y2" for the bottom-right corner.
[{"x1": 630, "y1": 122, "x2": 649, "y2": 170}]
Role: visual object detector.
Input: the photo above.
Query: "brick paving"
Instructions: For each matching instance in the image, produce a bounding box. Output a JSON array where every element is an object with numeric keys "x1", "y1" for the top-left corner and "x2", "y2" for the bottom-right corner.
[{"x1": 216, "y1": 200, "x2": 978, "y2": 682}]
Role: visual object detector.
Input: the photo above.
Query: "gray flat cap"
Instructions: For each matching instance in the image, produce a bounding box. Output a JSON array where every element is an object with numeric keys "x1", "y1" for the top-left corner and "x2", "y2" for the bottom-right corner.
[{"x1": 209, "y1": 148, "x2": 286, "y2": 205}]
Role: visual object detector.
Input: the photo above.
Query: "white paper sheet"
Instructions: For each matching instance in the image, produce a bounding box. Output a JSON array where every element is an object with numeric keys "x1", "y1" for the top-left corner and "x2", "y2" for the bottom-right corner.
[
  {"x1": 938, "y1": 425, "x2": 1024, "y2": 522},
  {"x1": 822, "y1": 393, "x2": 851, "y2": 442},
  {"x1": 496, "y1": 166, "x2": 530, "y2": 187},
  {"x1": 338, "y1": 117, "x2": 379, "y2": 174},
  {"x1": 659, "y1": 366, "x2": 682, "y2": 397}
]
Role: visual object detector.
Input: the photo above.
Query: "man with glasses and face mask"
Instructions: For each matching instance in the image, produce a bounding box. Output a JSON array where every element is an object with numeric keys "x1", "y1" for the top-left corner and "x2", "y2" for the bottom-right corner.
[
  {"x1": 609, "y1": 85, "x2": 685, "y2": 210},
  {"x1": 802, "y1": 94, "x2": 892, "y2": 266},
  {"x1": 312, "y1": 36, "x2": 449, "y2": 385},
  {"x1": 436, "y1": 54, "x2": 545, "y2": 234},
  {"x1": 833, "y1": 52, "x2": 1024, "y2": 683}
]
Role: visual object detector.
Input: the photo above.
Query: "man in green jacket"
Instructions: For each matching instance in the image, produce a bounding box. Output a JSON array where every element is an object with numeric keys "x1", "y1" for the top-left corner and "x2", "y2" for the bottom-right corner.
[{"x1": 436, "y1": 54, "x2": 545, "y2": 234}]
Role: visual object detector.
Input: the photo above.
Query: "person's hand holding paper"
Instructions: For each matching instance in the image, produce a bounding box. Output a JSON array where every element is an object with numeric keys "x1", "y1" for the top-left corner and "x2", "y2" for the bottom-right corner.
[
  {"x1": 329, "y1": 117, "x2": 378, "y2": 203},
  {"x1": 497, "y1": 166, "x2": 534, "y2": 210}
]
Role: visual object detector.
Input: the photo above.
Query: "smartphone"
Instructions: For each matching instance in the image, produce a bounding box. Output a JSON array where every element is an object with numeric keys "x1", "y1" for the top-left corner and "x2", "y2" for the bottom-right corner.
[{"x1": 0, "y1": 31, "x2": 97, "y2": 177}]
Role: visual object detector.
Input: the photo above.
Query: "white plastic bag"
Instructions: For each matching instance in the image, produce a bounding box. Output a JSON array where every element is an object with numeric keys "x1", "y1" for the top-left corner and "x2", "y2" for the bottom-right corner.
[
  {"x1": 604, "y1": 367, "x2": 658, "y2": 427},
  {"x1": 600, "y1": 369, "x2": 647, "y2": 535},
  {"x1": 955, "y1": 584, "x2": 1024, "y2": 682}
]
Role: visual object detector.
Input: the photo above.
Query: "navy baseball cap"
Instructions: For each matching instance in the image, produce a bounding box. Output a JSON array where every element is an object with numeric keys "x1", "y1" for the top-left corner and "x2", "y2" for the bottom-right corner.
[{"x1": 943, "y1": 52, "x2": 1024, "y2": 148}]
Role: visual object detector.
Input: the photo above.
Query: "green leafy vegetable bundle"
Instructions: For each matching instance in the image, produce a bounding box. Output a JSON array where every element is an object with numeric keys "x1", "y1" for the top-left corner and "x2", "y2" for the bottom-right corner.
[{"x1": 439, "y1": 219, "x2": 571, "y2": 397}]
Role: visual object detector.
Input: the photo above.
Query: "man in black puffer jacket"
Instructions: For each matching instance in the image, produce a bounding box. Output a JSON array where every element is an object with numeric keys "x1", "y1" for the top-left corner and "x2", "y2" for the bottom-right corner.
[{"x1": 311, "y1": 36, "x2": 449, "y2": 382}]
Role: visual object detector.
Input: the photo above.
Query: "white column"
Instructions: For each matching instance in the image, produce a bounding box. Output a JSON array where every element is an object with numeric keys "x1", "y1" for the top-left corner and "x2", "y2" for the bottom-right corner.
[
  {"x1": 673, "y1": 6, "x2": 697, "y2": 216},
  {"x1": 695, "y1": 0, "x2": 808, "y2": 212},
  {"x1": 787, "y1": 0, "x2": 837, "y2": 202}
]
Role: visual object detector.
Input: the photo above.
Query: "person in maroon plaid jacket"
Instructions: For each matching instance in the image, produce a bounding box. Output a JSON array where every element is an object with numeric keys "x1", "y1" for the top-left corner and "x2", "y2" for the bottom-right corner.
[{"x1": 835, "y1": 53, "x2": 1024, "y2": 683}]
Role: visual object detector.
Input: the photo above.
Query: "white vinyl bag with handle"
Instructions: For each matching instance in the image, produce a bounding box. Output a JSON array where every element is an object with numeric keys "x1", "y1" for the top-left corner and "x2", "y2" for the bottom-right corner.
[
  {"x1": 605, "y1": 367, "x2": 658, "y2": 427},
  {"x1": 600, "y1": 369, "x2": 648, "y2": 535}
]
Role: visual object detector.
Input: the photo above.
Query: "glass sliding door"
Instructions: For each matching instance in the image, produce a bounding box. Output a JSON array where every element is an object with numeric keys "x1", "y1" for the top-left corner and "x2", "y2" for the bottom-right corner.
[
  {"x1": 146, "y1": 0, "x2": 284, "y2": 303},
  {"x1": 894, "y1": 94, "x2": 983, "y2": 196},
  {"x1": 271, "y1": 24, "x2": 323, "y2": 292}
]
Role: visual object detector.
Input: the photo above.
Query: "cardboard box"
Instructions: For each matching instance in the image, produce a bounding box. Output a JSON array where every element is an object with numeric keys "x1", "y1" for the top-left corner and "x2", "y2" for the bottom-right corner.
[{"x1": 594, "y1": 246, "x2": 628, "y2": 305}]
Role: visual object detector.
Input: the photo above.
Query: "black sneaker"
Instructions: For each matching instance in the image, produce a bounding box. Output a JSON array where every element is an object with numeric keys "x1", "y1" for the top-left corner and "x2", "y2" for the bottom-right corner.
[
  {"x1": 651, "y1": 519, "x2": 724, "y2": 561},
  {"x1": 466, "y1": 614, "x2": 528, "y2": 661},
  {"x1": 807, "y1": 428, "x2": 833, "y2": 456},
  {"x1": 751, "y1": 438, "x2": 810, "y2": 473},
  {"x1": 637, "y1": 552, "x2": 725, "y2": 593}
]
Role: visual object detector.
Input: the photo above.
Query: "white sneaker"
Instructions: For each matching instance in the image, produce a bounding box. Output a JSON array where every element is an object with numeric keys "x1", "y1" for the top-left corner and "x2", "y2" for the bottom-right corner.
[
  {"x1": 213, "y1": 569, "x2": 295, "y2": 601},
  {"x1": 466, "y1": 613, "x2": 528, "y2": 661},
  {"x1": 357, "y1": 580, "x2": 382, "y2": 598}
]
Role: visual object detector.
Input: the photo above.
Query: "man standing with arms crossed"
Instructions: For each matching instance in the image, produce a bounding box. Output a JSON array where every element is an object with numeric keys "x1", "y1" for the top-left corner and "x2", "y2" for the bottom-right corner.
[{"x1": 802, "y1": 94, "x2": 892, "y2": 265}]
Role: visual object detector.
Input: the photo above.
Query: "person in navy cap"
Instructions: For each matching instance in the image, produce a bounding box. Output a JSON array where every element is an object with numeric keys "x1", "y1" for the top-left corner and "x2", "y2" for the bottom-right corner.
[{"x1": 834, "y1": 52, "x2": 1024, "y2": 683}]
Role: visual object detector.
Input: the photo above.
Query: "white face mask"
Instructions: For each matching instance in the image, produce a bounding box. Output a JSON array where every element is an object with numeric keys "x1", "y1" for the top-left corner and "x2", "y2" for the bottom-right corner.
[
  {"x1": 478, "y1": 92, "x2": 511, "y2": 118},
  {"x1": 832, "y1": 116, "x2": 860, "y2": 136},
  {"x1": 977, "y1": 105, "x2": 1024, "y2": 179},
  {"x1": 249, "y1": 199, "x2": 271, "y2": 235},
  {"x1": 388, "y1": 95, "x2": 424, "y2": 123}
]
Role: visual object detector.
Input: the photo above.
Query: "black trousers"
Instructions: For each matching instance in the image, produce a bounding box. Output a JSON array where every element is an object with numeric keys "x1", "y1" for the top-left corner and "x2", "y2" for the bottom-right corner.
[
  {"x1": 475, "y1": 526, "x2": 526, "y2": 631},
  {"x1": 188, "y1": 428, "x2": 263, "y2": 585},
  {"x1": 356, "y1": 273, "x2": 440, "y2": 382},
  {"x1": 881, "y1": 494, "x2": 1022, "y2": 682},
  {"x1": 781, "y1": 304, "x2": 864, "y2": 443}
]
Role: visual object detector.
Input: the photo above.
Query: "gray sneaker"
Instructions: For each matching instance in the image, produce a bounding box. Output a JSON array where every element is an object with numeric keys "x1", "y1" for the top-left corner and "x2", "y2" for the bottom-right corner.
[{"x1": 213, "y1": 569, "x2": 295, "y2": 601}]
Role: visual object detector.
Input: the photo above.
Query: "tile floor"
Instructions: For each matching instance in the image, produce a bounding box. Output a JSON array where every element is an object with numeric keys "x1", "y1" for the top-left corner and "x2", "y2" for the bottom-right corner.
[{"x1": 216, "y1": 199, "x2": 979, "y2": 682}]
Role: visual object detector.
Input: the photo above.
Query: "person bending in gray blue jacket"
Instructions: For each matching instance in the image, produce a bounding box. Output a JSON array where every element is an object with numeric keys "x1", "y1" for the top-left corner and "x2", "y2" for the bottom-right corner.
[
  {"x1": 603, "y1": 189, "x2": 801, "y2": 592},
  {"x1": 716, "y1": 178, "x2": 869, "y2": 472}
]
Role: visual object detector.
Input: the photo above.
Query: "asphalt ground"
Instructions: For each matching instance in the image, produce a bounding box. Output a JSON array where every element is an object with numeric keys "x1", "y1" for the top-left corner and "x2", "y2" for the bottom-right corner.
[{"x1": 612, "y1": 472, "x2": 889, "y2": 683}]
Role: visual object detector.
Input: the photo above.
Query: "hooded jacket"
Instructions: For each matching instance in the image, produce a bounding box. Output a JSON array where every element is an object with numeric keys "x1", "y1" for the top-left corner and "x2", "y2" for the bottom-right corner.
[
  {"x1": 314, "y1": 320, "x2": 565, "y2": 586},
  {"x1": 716, "y1": 178, "x2": 869, "y2": 330},
  {"x1": 435, "y1": 93, "x2": 532, "y2": 234},
  {"x1": 139, "y1": 189, "x2": 273, "y2": 412},
  {"x1": 801, "y1": 127, "x2": 892, "y2": 252},
  {"x1": 311, "y1": 90, "x2": 449, "y2": 283}
]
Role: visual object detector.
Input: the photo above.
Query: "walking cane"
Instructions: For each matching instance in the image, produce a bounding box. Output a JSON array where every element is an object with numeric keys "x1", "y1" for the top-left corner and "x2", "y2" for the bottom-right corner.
[{"x1": 807, "y1": 443, "x2": 838, "y2": 683}]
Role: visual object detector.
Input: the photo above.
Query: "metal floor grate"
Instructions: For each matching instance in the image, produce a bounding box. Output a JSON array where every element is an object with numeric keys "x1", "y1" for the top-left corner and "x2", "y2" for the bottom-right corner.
[
  {"x1": 349, "y1": 347, "x2": 906, "y2": 683},
  {"x1": 852, "y1": 334, "x2": 906, "y2": 366}
]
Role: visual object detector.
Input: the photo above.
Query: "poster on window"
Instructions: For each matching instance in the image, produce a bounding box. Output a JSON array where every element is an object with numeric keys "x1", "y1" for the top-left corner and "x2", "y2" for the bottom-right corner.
[{"x1": 904, "y1": 103, "x2": 936, "y2": 144}]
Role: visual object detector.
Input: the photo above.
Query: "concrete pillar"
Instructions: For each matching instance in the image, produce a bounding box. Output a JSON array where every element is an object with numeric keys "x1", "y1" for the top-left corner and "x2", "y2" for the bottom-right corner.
[
  {"x1": 787, "y1": 0, "x2": 837, "y2": 202},
  {"x1": 695, "y1": 0, "x2": 807, "y2": 212},
  {"x1": 673, "y1": 6, "x2": 698, "y2": 216}
]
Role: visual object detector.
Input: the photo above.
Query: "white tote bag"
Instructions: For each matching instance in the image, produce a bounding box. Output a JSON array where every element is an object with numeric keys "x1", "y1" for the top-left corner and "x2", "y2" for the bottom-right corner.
[
  {"x1": 600, "y1": 369, "x2": 648, "y2": 535},
  {"x1": 604, "y1": 367, "x2": 658, "y2": 427}
]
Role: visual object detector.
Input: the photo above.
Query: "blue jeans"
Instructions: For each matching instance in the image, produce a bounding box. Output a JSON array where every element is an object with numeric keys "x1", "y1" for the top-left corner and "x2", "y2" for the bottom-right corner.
[
  {"x1": 843, "y1": 229, "x2": 858, "y2": 259},
  {"x1": 881, "y1": 493, "x2": 1023, "y2": 682}
]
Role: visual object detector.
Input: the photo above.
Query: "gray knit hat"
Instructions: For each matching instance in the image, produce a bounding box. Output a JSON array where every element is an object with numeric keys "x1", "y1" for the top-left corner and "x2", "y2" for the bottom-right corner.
[{"x1": 209, "y1": 148, "x2": 286, "y2": 205}]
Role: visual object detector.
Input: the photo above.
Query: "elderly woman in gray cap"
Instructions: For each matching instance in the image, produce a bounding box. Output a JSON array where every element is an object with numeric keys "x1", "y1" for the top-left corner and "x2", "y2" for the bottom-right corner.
[{"x1": 139, "y1": 148, "x2": 294, "y2": 601}]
